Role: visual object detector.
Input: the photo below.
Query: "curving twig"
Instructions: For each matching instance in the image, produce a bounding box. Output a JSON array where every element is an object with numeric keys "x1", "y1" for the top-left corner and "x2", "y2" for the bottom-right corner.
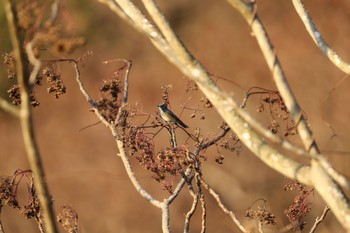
[
  {"x1": 309, "y1": 206, "x2": 330, "y2": 233},
  {"x1": 73, "y1": 59, "x2": 163, "y2": 206},
  {"x1": 0, "y1": 97, "x2": 19, "y2": 117},
  {"x1": 184, "y1": 188, "x2": 199, "y2": 233},
  {"x1": 200, "y1": 176, "x2": 247, "y2": 233},
  {"x1": 292, "y1": 0, "x2": 350, "y2": 75}
]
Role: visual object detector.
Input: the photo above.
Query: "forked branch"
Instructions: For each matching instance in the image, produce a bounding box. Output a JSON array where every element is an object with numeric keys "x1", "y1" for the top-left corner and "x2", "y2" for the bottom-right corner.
[{"x1": 309, "y1": 206, "x2": 330, "y2": 233}]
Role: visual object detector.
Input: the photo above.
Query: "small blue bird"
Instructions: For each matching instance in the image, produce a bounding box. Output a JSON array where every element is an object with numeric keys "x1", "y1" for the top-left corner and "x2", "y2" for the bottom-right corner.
[{"x1": 158, "y1": 104, "x2": 189, "y2": 128}]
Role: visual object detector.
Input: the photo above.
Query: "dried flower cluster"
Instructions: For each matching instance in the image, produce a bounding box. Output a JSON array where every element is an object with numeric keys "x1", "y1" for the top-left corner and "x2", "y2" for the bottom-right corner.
[
  {"x1": 245, "y1": 200, "x2": 276, "y2": 226},
  {"x1": 95, "y1": 79, "x2": 122, "y2": 122},
  {"x1": 57, "y1": 205, "x2": 79, "y2": 233},
  {"x1": 2, "y1": 52, "x2": 16, "y2": 79},
  {"x1": 184, "y1": 80, "x2": 198, "y2": 92},
  {"x1": 242, "y1": 87, "x2": 300, "y2": 136},
  {"x1": 2, "y1": 0, "x2": 85, "y2": 108},
  {"x1": 0, "y1": 170, "x2": 42, "y2": 221},
  {"x1": 258, "y1": 92, "x2": 298, "y2": 136},
  {"x1": 42, "y1": 64, "x2": 66, "y2": 98},
  {"x1": 6, "y1": 83, "x2": 40, "y2": 107},
  {"x1": 161, "y1": 84, "x2": 173, "y2": 105},
  {"x1": 125, "y1": 127, "x2": 194, "y2": 191},
  {"x1": 1, "y1": 170, "x2": 79, "y2": 232},
  {"x1": 284, "y1": 181, "x2": 313, "y2": 231}
]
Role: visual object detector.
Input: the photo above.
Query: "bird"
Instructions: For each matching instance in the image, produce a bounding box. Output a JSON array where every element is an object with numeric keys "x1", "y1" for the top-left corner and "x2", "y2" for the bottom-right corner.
[{"x1": 158, "y1": 103, "x2": 189, "y2": 128}]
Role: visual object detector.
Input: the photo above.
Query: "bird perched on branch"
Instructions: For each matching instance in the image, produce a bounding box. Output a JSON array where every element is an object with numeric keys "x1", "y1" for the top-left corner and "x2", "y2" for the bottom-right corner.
[{"x1": 158, "y1": 103, "x2": 189, "y2": 128}]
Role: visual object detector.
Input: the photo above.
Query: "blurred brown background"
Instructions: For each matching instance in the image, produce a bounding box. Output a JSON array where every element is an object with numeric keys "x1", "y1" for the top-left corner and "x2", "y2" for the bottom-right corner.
[{"x1": 1, "y1": 0, "x2": 350, "y2": 232}]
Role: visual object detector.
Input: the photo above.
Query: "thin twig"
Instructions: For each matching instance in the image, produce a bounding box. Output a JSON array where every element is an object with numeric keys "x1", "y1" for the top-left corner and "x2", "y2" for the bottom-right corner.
[
  {"x1": 321, "y1": 75, "x2": 348, "y2": 137},
  {"x1": 26, "y1": 42, "x2": 42, "y2": 85},
  {"x1": 200, "y1": 193, "x2": 206, "y2": 233},
  {"x1": 309, "y1": 206, "x2": 330, "y2": 233},
  {"x1": 199, "y1": 125, "x2": 230, "y2": 150},
  {"x1": 167, "y1": 168, "x2": 193, "y2": 205},
  {"x1": 292, "y1": 0, "x2": 350, "y2": 75},
  {"x1": 196, "y1": 173, "x2": 206, "y2": 233},
  {"x1": 73, "y1": 58, "x2": 163, "y2": 208},
  {"x1": 0, "y1": 201, "x2": 4, "y2": 233},
  {"x1": 0, "y1": 97, "x2": 19, "y2": 117},
  {"x1": 258, "y1": 221, "x2": 263, "y2": 233},
  {"x1": 115, "y1": 137, "x2": 162, "y2": 207},
  {"x1": 184, "y1": 190, "x2": 199, "y2": 233},
  {"x1": 199, "y1": 176, "x2": 247, "y2": 233}
]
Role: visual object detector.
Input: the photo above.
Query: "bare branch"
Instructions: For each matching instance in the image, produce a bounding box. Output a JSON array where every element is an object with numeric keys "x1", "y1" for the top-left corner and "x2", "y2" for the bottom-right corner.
[
  {"x1": 200, "y1": 176, "x2": 247, "y2": 233},
  {"x1": 3, "y1": 1, "x2": 58, "y2": 232},
  {"x1": 116, "y1": 137, "x2": 163, "y2": 208},
  {"x1": 73, "y1": 59, "x2": 164, "y2": 208},
  {"x1": 26, "y1": 42, "x2": 42, "y2": 85},
  {"x1": 141, "y1": 0, "x2": 193, "y2": 70},
  {"x1": 199, "y1": 124, "x2": 230, "y2": 151},
  {"x1": 98, "y1": 0, "x2": 182, "y2": 69},
  {"x1": 226, "y1": 0, "x2": 320, "y2": 156},
  {"x1": 167, "y1": 168, "x2": 193, "y2": 205},
  {"x1": 309, "y1": 206, "x2": 330, "y2": 233},
  {"x1": 0, "y1": 97, "x2": 19, "y2": 117},
  {"x1": 292, "y1": 0, "x2": 350, "y2": 75},
  {"x1": 226, "y1": 0, "x2": 350, "y2": 229},
  {"x1": 161, "y1": 202, "x2": 170, "y2": 233},
  {"x1": 0, "y1": 201, "x2": 4, "y2": 233},
  {"x1": 200, "y1": 193, "x2": 206, "y2": 233},
  {"x1": 184, "y1": 190, "x2": 199, "y2": 233}
]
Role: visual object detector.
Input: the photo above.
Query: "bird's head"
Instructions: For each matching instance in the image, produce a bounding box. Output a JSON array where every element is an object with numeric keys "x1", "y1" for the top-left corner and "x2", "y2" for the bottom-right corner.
[{"x1": 157, "y1": 103, "x2": 167, "y2": 111}]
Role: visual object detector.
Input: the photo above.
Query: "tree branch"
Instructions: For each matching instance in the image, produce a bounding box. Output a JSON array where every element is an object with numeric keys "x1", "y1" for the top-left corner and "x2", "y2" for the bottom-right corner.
[
  {"x1": 200, "y1": 176, "x2": 247, "y2": 233},
  {"x1": 226, "y1": 0, "x2": 350, "y2": 229},
  {"x1": 292, "y1": 0, "x2": 350, "y2": 75},
  {"x1": 309, "y1": 206, "x2": 330, "y2": 233},
  {"x1": 0, "y1": 97, "x2": 19, "y2": 117},
  {"x1": 3, "y1": 1, "x2": 58, "y2": 232},
  {"x1": 184, "y1": 188, "x2": 199, "y2": 233},
  {"x1": 226, "y1": 0, "x2": 320, "y2": 155}
]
